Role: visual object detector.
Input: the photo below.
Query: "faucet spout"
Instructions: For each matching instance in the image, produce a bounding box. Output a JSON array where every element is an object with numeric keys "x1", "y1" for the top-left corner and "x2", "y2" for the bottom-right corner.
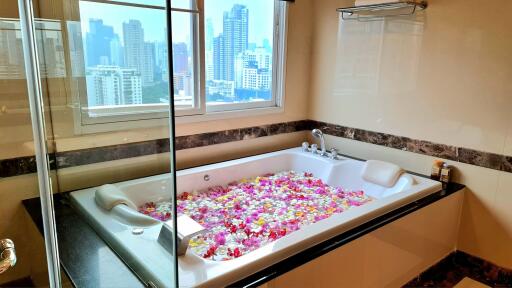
[{"x1": 311, "y1": 129, "x2": 326, "y2": 156}]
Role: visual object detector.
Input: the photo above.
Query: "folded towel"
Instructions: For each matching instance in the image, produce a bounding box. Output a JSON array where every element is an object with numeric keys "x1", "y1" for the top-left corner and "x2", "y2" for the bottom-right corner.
[
  {"x1": 362, "y1": 160, "x2": 405, "y2": 188},
  {"x1": 95, "y1": 184, "x2": 137, "y2": 211},
  {"x1": 355, "y1": 0, "x2": 402, "y2": 6}
]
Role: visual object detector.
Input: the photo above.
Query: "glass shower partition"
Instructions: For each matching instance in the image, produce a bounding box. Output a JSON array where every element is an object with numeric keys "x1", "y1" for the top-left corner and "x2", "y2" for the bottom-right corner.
[{"x1": 17, "y1": 0, "x2": 179, "y2": 286}]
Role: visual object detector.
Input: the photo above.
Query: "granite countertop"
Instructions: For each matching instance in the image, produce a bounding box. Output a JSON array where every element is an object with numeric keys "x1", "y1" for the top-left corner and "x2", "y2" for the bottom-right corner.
[
  {"x1": 23, "y1": 183, "x2": 465, "y2": 288},
  {"x1": 23, "y1": 195, "x2": 145, "y2": 288}
]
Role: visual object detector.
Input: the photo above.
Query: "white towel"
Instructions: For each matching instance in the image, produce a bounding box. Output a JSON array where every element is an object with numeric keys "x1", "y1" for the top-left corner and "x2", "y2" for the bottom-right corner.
[
  {"x1": 95, "y1": 184, "x2": 137, "y2": 211},
  {"x1": 362, "y1": 160, "x2": 405, "y2": 188},
  {"x1": 355, "y1": 0, "x2": 402, "y2": 6}
]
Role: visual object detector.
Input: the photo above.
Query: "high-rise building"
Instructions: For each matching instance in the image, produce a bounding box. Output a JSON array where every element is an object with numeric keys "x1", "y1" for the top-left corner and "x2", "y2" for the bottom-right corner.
[
  {"x1": 205, "y1": 50, "x2": 214, "y2": 82},
  {"x1": 67, "y1": 21, "x2": 86, "y2": 77},
  {"x1": 109, "y1": 35, "x2": 124, "y2": 67},
  {"x1": 254, "y1": 47, "x2": 272, "y2": 70},
  {"x1": 241, "y1": 61, "x2": 271, "y2": 91},
  {"x1": 206, "y1": 80, "x2": 235, "y2": 100},
  {"x1": 155, "y1": 41, "x2": 169, "y2": 82},
  {"x1": 205, "y1": 18, "x2": 214, "y2": 52},
  {"x1": 173, "y1": 42, "x2": 188, "y2": 74},
  {"x1": 86, "y1": 65, "x2": 142, "y2": 106},
  {"x1": 223, "y1": 4, "x2": 248, "y2": 81},
  {"x1": 213, "y1": 5, "x2": 249, "y2": 83},
  {"x1": 35, "y1": 20, "x2": 66, "y2": 78},
  {"x1": 213, "y1": 34, "x2": 226, "y2": 81},
  {"x1": 236, "y1": 48, "x2": 272, "y2": 89},
  {"x1": 123, "y1": 20, "x2": 154, "y2": 86},
  {"x1": 86, "y1": 19, "x2": 115, "y2": 67},
  {"x1": 142, "y1": 42, "x2": 155, "y2": 85}
]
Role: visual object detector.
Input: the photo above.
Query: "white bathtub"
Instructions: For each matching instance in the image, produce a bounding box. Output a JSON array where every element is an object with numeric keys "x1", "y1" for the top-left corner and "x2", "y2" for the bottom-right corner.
[{"x1": 70, "y1": 147, "x2": 441, "y2": 288}]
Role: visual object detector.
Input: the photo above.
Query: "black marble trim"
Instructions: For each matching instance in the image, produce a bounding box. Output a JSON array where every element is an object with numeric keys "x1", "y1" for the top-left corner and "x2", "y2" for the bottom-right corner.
[
  {"x1": 312, "y1": 120, "x2": 512, "y2": 173},
  {"x1": 0, "y1": 121, "x2": 308, "y2": 177},
  {"x1": 230, "y1": 183, "x2": 465, "y2": 288},
  {"x1": 3, "y1": 119, "x2": 512, "y2": 178},
  {"x1": 404, "y1": 250, "x2": 512, "y2": 287},
  {"x1": 0, "y1": 155, "x2": 38, "y2": 177}
]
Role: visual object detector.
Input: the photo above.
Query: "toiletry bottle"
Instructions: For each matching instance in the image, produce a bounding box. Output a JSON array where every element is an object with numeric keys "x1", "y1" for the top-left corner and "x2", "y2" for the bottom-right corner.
[
  {"x1": 431, "y1": 160, "x2": 444, "y2": 180},
  {"x1": 440, "y1": 163, "x2": 452, "y2": 188}
]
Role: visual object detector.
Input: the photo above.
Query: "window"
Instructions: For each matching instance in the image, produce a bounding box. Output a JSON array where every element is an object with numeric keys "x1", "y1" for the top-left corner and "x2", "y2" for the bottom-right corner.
[{"x1": 75, "y1": 0, "x2": 288, "y2": 128}]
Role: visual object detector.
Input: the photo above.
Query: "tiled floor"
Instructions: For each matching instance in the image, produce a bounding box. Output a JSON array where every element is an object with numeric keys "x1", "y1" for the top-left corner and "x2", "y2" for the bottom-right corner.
[
  {"x1": 454, "y1": 278, "x2": 491, "y2": 288},
  {"x1": 404, "y1": 251, "x2": 512, "y2": 287},
  {"x1": 0, "y1": 277, "x2": 34, "y2": 287}
]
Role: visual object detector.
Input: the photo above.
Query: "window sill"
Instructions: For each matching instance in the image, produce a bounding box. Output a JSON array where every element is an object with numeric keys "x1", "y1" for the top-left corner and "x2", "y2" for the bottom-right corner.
[
  {"x1": 75, "y1": 106, "x2": 285, "y2": 135},
  {"x1": 175, "y1": 106, "x2": 285, "y2": 124}
]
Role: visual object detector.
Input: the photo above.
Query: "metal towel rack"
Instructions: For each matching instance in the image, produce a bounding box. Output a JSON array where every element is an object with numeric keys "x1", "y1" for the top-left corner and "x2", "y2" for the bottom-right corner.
[{"x1": 337, "y1": 1, "x2": 427, "y2": 21}]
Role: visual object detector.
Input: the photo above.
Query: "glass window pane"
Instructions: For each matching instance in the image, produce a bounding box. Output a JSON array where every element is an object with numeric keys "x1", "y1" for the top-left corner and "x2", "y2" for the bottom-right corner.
[
  {"x1": 80, "y1": 2, "x2": 167, "y2": 107},
  {"x1": 171, "y1": 11, "x2": 195, "y2": 109},
  {"x1": 78, "y1": 1, "x2": 196, "y2": 114},
  {"x1": 99, "y1": 0, "x2": 195, "y2": 9},
  {"x1": 171, "y1": 0, "x2": 196, "y2": 10},
  {"x1": 204, "y1": 0, "x2": 275, "y2": 106}
]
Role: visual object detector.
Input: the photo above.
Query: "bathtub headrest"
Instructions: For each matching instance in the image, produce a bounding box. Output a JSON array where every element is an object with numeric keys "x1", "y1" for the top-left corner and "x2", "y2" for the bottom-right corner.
[
  {"x1": 95, "y1": 184, "x2": 138, "y2": 211},
  {"x1": 362, "y1": 160, "x2": 405, "y2": 188}
]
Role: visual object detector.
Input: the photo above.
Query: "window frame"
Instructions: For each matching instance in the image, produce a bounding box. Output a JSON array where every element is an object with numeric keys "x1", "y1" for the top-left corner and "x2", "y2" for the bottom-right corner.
[{"x1": 74, "y1": 0, "x2": 288, "y2": 133}]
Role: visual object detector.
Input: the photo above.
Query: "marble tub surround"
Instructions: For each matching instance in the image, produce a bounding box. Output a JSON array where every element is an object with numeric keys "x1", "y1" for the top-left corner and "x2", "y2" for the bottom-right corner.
[
  {"x1": 0, "y1": 154, "x2": 58, "y2": 178},
  {"x1": 0, "y1": 121, "x2": 309, "y2": 178},
  {"x1": 313, "y1": 120, "x2": 512, "y2": 173},
  {"x1": 404, "y1": 251, "x2": 512, "y2": 287},
  {"x1": 175, "y1": 120, "x2": 310, "y2": 150},
  {"x1": 2, "y1": 120, "x2": 512, "y2": 178},
  {"x1": 0, "y1": 155, "x2": 39, "y2": 178}
]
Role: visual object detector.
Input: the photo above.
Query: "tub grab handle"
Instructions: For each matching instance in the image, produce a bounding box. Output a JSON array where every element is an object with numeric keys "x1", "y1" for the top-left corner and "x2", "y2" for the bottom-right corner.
[{"x1": 158, "y1": 215, "x2": 206, "y2": 256}]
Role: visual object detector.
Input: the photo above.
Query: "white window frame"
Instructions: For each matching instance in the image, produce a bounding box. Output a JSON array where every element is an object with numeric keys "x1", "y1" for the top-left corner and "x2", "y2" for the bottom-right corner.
[{"x1": 74, "y1": 0, "x2": 288, "y2": 133}]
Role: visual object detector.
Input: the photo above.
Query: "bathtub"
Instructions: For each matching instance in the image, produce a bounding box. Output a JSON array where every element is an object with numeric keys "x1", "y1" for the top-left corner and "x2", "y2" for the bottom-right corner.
[{"x1": 70, "y1": 147, "x2": 441, "y2": 287}]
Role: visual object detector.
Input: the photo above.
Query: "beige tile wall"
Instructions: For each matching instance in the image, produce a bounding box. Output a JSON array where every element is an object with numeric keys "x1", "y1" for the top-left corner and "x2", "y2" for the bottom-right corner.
[{"x1": 308, "y1": 0, "x2": 512, "y2": 269}]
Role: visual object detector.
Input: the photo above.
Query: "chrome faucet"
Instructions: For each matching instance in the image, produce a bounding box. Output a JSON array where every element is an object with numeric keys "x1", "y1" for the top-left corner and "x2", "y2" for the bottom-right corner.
[{"x1": 311, "y1": 129, "x2": 327, "y2": 156}]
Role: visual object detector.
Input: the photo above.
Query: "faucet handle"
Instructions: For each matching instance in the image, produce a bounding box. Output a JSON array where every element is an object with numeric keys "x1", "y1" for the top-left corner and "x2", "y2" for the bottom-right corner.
[
  {"x1": 311, "y1": 144, "x2": 318, "y2": 154},
  {"x1": 329, "y1": 148, "x2": 338, "y2": 160},
  {"x1": 301, "y1": 142, "x2": 310, "y2": 152}
]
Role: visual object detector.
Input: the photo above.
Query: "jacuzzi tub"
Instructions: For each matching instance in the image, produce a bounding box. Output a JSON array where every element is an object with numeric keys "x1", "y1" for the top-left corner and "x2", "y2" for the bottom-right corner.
[{"x1": 70, "y1": 147, "x2": 441, "y2": 288}]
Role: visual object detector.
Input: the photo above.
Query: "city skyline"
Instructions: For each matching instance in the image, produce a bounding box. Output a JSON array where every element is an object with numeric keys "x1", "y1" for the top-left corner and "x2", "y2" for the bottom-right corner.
[
  {"x1": 79, "y1": 0, "x2": 274, "y2": 46},
  {"x1": 82, "y1": 1, "x2": 275, "y2": 107}
]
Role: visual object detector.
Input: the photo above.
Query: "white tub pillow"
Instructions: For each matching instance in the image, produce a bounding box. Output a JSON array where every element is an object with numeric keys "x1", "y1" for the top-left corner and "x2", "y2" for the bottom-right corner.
[
  {"x1": 95, "y1": 184, "x2": 138, "y2": 211},
  {"x1": 362, "y1": 160, "x2": 405, "y2": 188}
]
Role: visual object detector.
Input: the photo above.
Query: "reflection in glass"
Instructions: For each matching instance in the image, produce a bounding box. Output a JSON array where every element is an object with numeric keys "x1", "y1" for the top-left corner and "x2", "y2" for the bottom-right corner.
[{"x1": 0, "y1": 18, "x2": 66, "y2": 80}]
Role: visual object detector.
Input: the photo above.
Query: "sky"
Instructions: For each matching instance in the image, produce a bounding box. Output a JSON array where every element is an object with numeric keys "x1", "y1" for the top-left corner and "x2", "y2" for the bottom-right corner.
[{"x1": 79, "y1": 0, "x2": 275, "y2": 45}]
